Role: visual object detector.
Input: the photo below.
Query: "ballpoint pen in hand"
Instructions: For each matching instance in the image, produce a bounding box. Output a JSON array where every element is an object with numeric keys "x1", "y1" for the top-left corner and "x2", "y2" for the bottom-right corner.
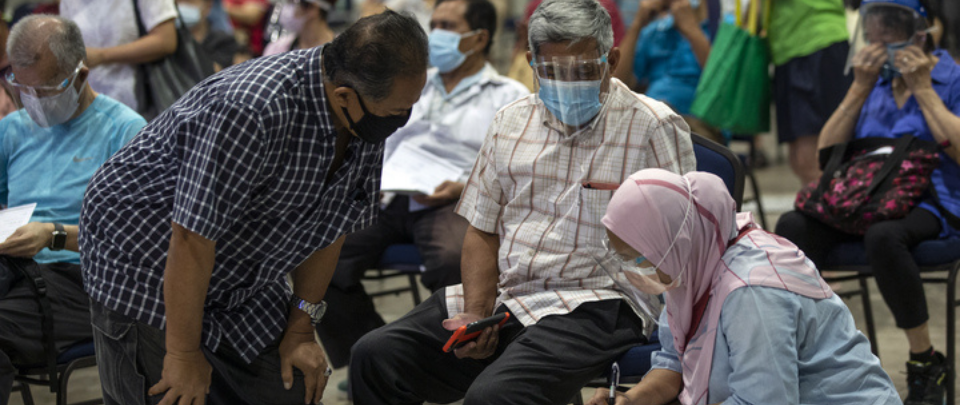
[{"x1": 608, "y1": 361, "x2": 620, "y2": 405}]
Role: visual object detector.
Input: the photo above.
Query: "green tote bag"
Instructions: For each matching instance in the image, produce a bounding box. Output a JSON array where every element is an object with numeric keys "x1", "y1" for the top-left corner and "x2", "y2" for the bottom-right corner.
[{"x1": 690, "y1": 0, "x2": 771, "y2": 134}]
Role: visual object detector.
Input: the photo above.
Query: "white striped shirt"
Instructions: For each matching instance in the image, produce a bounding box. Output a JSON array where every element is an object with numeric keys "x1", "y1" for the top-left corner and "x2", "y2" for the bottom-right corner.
[{"x1": 450, "y1": 78, "x2": 696, "y2": 334}]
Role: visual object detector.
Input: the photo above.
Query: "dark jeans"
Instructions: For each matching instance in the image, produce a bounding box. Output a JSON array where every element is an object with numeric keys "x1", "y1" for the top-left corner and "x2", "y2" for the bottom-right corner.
[
  {"x1": 89, "y1": 300, "x2": 311, "y2": 405},
  {"x1": 350, "y1": 290, "x2": 645, "y2": 405},
  {"x1": 317, "y1": 196, "x2": 469, "y2": 367},
  {"x1": 0, "y1": 261, "x2": 91, "y2": 405},
  {"x1": 775, "y1": 208, "x2": 942, "y2": 329}
]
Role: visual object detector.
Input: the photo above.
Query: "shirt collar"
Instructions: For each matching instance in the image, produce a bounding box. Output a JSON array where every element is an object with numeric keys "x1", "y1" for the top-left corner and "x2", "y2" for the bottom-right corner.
[
  {"x1": 428, "y1": 63, "x2": 494, "y2": 100},
  {"x1": 310, "y1": 45, "x2": 335, "y2": 130}
]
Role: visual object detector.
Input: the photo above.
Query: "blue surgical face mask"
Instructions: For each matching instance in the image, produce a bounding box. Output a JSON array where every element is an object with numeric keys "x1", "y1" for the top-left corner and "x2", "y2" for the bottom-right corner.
[
  {"x1": 429, "y1": 29, "x2": 479, "y2": 73},
  {"x1": 880, "y1": 39, "x2": 912, "y2": 80},
  {"x1": 538, "y1": 77, "x2": 604, "y2": 127},
  {"x1": 178, "y1": 4, "x2": 203, "y2": 29}
]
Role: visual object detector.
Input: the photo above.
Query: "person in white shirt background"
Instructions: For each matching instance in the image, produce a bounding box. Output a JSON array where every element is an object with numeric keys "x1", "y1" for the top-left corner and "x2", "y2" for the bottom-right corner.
[
  {"x1": 60, "y1": 0, "x2": 177, "y2": 115},
  {"x1": 315, "y1": 0, "x2": 528, "y2": 372}
]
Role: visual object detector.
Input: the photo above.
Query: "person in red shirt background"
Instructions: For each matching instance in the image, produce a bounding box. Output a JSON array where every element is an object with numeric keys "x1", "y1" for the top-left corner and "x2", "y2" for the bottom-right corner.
[{"x1": 224, "y1": 0, "x2": 269, "y2": 56}]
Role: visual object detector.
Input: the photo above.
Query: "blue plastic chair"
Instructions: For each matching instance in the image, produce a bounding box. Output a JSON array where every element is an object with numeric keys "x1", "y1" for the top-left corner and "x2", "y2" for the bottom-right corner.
[
  {"x1": 15, "y1": 339, "x2": 100, "y2": 405},
  {"x1": 821, "y1": 237, "x2": 960, "y2": 405},
  {"x1": 572, "y1": 134, "x2": 745, "y2": 404},
  {"x1": 365, "y1": 244, "x2": 425, "y2": 305}
]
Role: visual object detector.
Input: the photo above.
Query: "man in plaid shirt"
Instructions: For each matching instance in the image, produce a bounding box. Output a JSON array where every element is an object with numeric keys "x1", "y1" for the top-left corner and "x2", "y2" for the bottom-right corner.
[
  {"x1": 351, "y1": 0, "x2": 696, "y2": 403},
  {"x1": 80, "y1": 11, "x2": 427, "y2": 405}
]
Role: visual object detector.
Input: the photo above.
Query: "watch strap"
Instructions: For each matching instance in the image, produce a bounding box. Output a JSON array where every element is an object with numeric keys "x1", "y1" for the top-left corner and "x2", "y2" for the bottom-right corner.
[{"x1": 50, "y1": 223, "x2": 67, "y2": 251}]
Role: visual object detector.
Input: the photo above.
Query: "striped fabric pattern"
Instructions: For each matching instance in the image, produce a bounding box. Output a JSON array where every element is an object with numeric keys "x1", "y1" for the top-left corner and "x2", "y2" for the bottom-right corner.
[{"x1": 450, "y1": 78, "x2": 696, "y2": 332}]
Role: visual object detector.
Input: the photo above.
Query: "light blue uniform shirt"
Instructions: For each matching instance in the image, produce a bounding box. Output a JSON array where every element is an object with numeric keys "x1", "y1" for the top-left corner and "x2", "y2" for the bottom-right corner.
[
  {"x1": 0, "y1": 95, "x2": 144, "y2": 264},
  {"x1": 651, "y1": 287, "x2": 901, "y2": 404}
]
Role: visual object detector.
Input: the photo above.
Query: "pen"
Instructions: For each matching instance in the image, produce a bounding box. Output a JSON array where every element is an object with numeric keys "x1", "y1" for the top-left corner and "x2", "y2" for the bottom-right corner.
[{"x1": 607, "y1": 361, "x2": 620, "y2": 405}]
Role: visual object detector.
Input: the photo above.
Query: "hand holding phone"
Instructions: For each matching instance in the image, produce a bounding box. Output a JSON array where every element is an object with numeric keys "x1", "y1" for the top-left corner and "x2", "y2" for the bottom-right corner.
[{"x1": 442, "y1": 312, "x2": 510, "y2": 353}]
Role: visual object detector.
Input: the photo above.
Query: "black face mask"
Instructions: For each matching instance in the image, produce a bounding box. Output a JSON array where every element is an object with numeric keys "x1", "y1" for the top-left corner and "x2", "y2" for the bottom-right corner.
[{"x1": 341, "y1": 90, "x2": 410, "y2": 144}]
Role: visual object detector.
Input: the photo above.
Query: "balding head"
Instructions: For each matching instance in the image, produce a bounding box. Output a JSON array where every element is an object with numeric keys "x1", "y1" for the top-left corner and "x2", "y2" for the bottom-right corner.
[{"x1": 8, "y1": 15, "x2": 86, "y2": 83}]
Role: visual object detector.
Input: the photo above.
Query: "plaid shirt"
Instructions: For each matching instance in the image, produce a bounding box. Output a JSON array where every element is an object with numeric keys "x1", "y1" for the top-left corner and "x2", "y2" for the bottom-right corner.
[
  {"x1": 451, "y1": 78, "x2": 695, "y2": 335},
  {"x1": 80, "y1": 46, "x2": 383, "y2": 362}
]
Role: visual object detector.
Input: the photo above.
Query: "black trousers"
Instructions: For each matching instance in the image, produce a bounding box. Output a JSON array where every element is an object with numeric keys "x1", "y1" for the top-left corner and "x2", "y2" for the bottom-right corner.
[
  {"x1": 775, "y1": 208, "x2": 942, "y2": 329},
  {"x1": 350, "y1": 289, "x2": 645, "y2": 405},
  {"x1": 89, "y1": 300, "x2": 312, "y2": 405},
  {"x1": 317, "y1": 196, "x2": 469, "y2": 368},
  {"x1": 0, "y1": 262, "x2": 92, "y2": 405}
]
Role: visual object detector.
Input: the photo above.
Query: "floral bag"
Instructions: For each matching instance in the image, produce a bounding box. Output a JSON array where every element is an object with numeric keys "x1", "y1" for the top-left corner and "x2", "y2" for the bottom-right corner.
[{"x1": 795, "y1": 136, "x2": 942, "y2": 235}]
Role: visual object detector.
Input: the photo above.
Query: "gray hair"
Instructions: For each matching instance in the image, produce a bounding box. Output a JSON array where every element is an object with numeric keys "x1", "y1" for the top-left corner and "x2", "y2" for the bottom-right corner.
[
  {"x1": 528, "y1": 0, "x2": 613, "y2": 59},
  {"x1": 8, "y1": 15, "x2": 86, "y2": 75}
]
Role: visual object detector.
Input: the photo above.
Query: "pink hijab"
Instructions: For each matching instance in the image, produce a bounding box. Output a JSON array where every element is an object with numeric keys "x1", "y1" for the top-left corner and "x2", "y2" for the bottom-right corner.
[{"x1": 601, "y1": 169, "x2": 832, "y2": 405}]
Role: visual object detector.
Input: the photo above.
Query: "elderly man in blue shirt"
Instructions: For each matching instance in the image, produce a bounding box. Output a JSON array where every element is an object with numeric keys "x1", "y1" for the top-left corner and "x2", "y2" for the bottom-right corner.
[
  {"x1": 80, "y1": 10, "x2": 429, "y2": 405},
  {"x1": 316, "y1": 0, "x2": 528, "y2": 370},
  {"x1": 0, "y1": 15, "x2": 144, "y2": 404}
]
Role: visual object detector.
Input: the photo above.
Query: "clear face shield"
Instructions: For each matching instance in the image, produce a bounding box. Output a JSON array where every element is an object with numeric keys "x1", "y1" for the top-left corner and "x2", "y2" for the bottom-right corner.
[
  {"x1": 847, "y1": 2, "x2": 932, "y2": 79},
  {"x1": 530, "y1": 54, "x2": 610, "y2": 132},
  {"x1": 591, "y1": 176, "x2": 695, "y2": 324},
  {"x1": 2, "y1": 62, "x2": 86, "y2": 129}
]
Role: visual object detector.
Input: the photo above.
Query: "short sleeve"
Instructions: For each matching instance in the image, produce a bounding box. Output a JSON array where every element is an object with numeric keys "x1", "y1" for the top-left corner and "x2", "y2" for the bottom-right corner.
[
  {"x1": 171, "y1": 101, "x2": 265, "y2": 241},
  {"x1": 112, "y1": 115, "x2": 146, "y2": 154},
  {"x1": 645, "y1": 111, "x2": 696, "y2": 175},
  {"x1": 137, "y1": 0, "x2": 178, "y2": 32},
  {"x1": 455, "y1": 113, "x2": 504, "y2": 233}
]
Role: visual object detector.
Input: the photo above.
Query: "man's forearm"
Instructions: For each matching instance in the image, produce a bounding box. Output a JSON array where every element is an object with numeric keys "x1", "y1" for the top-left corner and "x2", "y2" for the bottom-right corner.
[
  {"x1": 288, "y1": 235, "x2": 346, "y2": 333},
  {"x1": 461, "y1": 226, "x2": 500, "y2": 317},
  {"x1": 163, "y1": 222, "x2": 217, "y2": 353}
]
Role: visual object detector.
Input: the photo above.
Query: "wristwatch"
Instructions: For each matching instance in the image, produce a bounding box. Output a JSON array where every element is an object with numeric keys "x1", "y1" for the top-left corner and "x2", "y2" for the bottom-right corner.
[
  {"x1": 291, "y1": 295, "x2": 328, "y2": 326},
  {"x1": 49, "y1": 223, "x2": 67, "y2": 251}
]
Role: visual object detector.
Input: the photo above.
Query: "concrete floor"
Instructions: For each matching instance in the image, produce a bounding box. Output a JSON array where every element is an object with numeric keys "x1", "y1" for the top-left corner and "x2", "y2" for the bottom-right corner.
[{"x1": 11, "y1": 135, "x2": 957, "y2": 404}]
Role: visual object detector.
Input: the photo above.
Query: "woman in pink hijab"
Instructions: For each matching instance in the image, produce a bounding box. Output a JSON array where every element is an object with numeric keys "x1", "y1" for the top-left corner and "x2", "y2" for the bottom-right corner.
[{"x1": 587, "y1": 168, "x2": 899, "y2": 405}]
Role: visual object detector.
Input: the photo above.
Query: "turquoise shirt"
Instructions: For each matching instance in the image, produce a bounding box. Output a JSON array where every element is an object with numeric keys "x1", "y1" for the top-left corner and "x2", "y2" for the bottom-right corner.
[
  {"x1": 0, "y1": 95, "x2": 144, "y2": 264},
  {"x1": 651, "y1": 287, "x2": 900, "y2": 404}
]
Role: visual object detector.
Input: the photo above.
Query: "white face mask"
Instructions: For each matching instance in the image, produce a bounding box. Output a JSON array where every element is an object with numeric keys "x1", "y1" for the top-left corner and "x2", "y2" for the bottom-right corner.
[
  {"x1": 622, "y1": 176, "x2": 694, "y2": 295},
  {"x1": 21, "y1": 77, "x2": 85, "y2": 128},
  {"x1": 279, "y1": 3, "x2": 308, "y2": 33}
]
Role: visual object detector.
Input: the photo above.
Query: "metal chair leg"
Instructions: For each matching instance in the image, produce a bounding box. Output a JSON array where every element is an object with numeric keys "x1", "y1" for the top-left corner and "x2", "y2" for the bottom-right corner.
[
  {"x1": 946, "y1": 262, "x2": 958, "y2": 405},
  {"x1": 16, "y1": 381, "x2": 36, "y2": 405},
  {"x1": 858, "y1": 276, "x2": 880, "y2": 357},
  {"x1": 745, "y1": 170, "x2": 768, "y2": 230},
  {"x1": 407, "y1": 273, "x2": 422, "y2": 305}
]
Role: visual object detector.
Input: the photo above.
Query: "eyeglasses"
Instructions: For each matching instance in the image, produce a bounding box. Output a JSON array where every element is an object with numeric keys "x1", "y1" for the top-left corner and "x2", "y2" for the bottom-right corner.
[
  {"x1": 530, "y1": 55, "x2": 608, "y2": 81},
  {"x1": 3, "y1": 62, "x2": 83, "y2": 98},
  {"x1": 601, "y1": 236, "x2": 654, "y2": 275}
]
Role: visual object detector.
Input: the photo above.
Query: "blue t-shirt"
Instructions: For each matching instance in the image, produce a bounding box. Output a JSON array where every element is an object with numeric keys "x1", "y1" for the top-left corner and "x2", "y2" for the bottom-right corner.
[
  {"x1": 0, "y1": 95, "x2": 144, "y2": 264},
  {"x1": 633, "y1": 19, "x2": 710, "y2": 115},
  {"x1": 855, "y1": 49, "x2": 960, "y2": 239}
]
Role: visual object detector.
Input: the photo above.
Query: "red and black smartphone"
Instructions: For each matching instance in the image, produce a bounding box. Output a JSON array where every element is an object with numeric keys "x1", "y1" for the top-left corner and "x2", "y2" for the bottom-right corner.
[{"x1": 442, "y1": 312, "x2": 510, "y2": 353}]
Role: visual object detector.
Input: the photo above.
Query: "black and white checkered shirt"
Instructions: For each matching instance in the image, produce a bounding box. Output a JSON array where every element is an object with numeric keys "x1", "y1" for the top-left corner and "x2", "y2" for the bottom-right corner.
[{"x1": 80, "y1": 46, "x2": 382, "y2": 362}]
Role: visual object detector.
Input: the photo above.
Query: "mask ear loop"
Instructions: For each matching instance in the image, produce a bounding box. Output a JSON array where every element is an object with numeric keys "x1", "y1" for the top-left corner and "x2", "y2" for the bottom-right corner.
[{"x1": 652, "y1": 175, "x2": 694, "y2": 287}]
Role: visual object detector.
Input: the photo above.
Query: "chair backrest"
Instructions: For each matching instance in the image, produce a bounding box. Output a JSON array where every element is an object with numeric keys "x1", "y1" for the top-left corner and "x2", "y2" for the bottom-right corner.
[{"x1": 692, "y1": 133, "x2": 745, "y2": 211}]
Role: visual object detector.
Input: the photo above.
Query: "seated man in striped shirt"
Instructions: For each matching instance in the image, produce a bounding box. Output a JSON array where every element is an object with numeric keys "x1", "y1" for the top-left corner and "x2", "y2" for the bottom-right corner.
[{"x1": 350, "y1": 0, "x2": 696, "y2": 403}]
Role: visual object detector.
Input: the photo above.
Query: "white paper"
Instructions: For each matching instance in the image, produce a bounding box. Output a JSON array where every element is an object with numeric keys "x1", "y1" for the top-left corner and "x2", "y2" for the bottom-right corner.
[
  {"x1": 381, "y1": 142, "x2": 463, "y2": 195},
  {"x1": 0, "y1": 203, "x2": 36, "y2": 242}
]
